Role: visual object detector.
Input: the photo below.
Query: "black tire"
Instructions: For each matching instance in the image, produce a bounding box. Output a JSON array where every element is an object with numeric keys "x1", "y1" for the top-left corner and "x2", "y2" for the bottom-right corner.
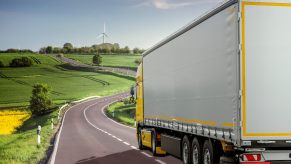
[
  {"x1": 151, "y1": 130, "x2": 157, "y2": 155},
  {"x1": 202, "y1": 140, "x2": 214, "y2": 164},
  {"x1": 192, "y1": 137, "x2": 202, "y2": 164},
  {"x1": 137, "y1": 128, "x2": 143, "y2": 150},
  {"x1": 219, "y1": 156, "x2": 235, "y2": 164},
  {"x1": 182, "y1": 136, "x2": 191, "y2": 164}
]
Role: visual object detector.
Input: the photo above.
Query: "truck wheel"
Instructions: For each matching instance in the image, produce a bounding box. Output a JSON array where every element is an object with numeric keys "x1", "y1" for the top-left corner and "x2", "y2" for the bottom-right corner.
[
  {"x1": 151, "y1": 130, "x2": 157, "y2": 155},
  {"x1": 192, "y1": 138, "x2": 201, "y2": 164},
  {"x1": 219, "y1": 156, "x2": 235, "y2": 164},
  {"x1": 182, "y1": 136, "x2": 191, "y2": 164},
  {"x1": 202, "y1": 140, "x2": 214, "y2": 164},
  {"x1": 137, "y1": 128, "x2": 143, "y2": 150}
]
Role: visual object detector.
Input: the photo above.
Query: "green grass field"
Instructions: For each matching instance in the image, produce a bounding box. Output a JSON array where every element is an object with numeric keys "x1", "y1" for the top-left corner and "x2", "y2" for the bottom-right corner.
[
  {"x1": 0, "y1": 52, "x2": 135, "y2": 163},
  {"x1": 64, "y1": 54, "x2": 141, "y2": 69},
  {"x1": 0, "y1": 108, "x2": 58, "y2": 164},
  {"x1": 106, "y1": 100, "x2": 135, "y2": 126},
  {"x1": 0, "y1": 53, "x2": 135, "y2": 107}
]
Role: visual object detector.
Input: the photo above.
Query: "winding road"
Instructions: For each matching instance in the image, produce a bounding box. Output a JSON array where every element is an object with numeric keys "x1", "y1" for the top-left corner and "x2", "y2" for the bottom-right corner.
[
  {"x1": 49, "y1": 93, "x2": 181, "y2": 164},
  {"x1": 49, "y1": 54, "x2": 137, "y2": 76}
]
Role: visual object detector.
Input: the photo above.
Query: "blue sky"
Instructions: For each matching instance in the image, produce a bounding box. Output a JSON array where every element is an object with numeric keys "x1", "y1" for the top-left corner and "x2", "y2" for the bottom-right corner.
[{"x1": 0, "y1": 0, "x2": 223, "y2": 51}]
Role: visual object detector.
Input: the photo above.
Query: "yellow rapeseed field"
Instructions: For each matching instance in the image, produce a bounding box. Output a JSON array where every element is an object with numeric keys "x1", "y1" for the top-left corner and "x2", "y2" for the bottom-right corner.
[{"x1": 0, "y1": 110, "x2": 31, "y2": 135}]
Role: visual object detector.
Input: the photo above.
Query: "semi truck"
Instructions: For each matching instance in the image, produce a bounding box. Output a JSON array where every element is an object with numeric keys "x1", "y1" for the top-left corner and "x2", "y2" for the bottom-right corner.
[{"x1": 135, "y1": 0, "x2": 291, "y2": 163}]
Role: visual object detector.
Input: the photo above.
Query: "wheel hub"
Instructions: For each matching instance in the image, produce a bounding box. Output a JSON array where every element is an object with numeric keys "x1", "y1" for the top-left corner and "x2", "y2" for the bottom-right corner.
[
  {"x1": 192, "y1": 146, "x2": 199, "y2": 164},
  {"x1": 183, "y1": 142, "x2": 189, "y2": 164},
  {"x1": 204, "y1": 149, "x2": 210, "y2": 164}
]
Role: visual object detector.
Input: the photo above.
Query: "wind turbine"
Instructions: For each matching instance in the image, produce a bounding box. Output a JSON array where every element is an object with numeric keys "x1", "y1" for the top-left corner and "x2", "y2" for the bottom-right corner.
[{"x1": 97, "y1": 23, "x2": 108, "y2": 44}]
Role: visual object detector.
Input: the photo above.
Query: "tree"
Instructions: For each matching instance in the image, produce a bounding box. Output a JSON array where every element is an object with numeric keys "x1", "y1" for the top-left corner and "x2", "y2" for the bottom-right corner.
[
  {"x1": 63, "y1": 43, "x2": 73, "y2": 49},
  {"x1": 52, "y1": 47, "x2": 61, "y2": 54},
  {"x1": 138, "y1": 49, "x2": 146, "y2": 54},
  {"x1": 124, "y1": 46, "x2": 130, "y2": 53},
  {"x1": 46, "y1": 46, "x2": 53, "y2": 54},
  {"x1": 133, "y1": 48, "x2": 140, "y2": 54},
  {"x1": 0, "y1": 61, "x2": 4, "y2": 67},
  {"x1": 29, "y1": 83, "x2": 53, "y2": 115},
  {"x1": 92, "y1": 54, "x2": 102, "y2": 65},
  {"x1": 63, "y1": 43, "x2": 73, "y2": 53},
  {"x1": 6, "y1": 49, "x2": 19, "y2": 53},
  {"x1": 39, "y1": 47, "x2": 46, "y2": 54}
]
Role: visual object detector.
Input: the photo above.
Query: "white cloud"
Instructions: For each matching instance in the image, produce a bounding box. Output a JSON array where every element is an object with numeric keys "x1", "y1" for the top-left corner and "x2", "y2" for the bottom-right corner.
[
  {"x1": 134, "y1": 0, "x2": 221, "y2": 10},
  {"x1": 151, "y1": 0, "x2": 191, "y2": 9}
]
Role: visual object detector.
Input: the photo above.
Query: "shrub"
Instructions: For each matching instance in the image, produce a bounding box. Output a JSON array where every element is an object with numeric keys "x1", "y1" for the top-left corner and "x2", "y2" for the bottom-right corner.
[
  {"x1": 56, "y1": 53, "x2": 64, "y2": 58},
  {"x1": 92, "y1": 53, "x2": 102, "y2": 66},
  {"x1": 0, "y1": 61, "x2": 4, "y2": 67},
  {"x1": 134, "y1": 58, "x2": 141, "y2": 65},
  {"x1": 29, "y1": 83, "x2": 53, "y2": 115},
  {"x1": 9, "y1": 57, "x2": 33, "y2": 67}
]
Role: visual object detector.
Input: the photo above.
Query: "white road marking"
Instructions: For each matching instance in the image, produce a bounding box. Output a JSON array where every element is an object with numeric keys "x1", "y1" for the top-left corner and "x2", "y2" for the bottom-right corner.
[
  {"x1": 141, "y1": 152, "x2": 152, "y2": 158},
  {"x1": 71, "y1": 96, "x2": 100, "y2": 103},
  {"x1": 83, "y1": 102, "x2": 105, "y2": 132},
  {"x1": 155, "y1": 159, "x2": 166, "y2": 164},
  {"x1": 82, "y1": 97, "x2": 136, "y2": 153},
  {"x1": 130, "y1": 146, "x2": 137, "y2": 150},
  {"x1": 80, "y1": 94, "x2": 166, "y2": 164},
  {"x1": 49, "y1": 96, "x2": 102, "y2": 164}
]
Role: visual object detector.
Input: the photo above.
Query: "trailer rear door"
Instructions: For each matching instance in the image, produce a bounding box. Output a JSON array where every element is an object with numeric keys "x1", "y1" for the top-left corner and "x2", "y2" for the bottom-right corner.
[{"x1": 241, "y1": 1, "x2": 291, "y2": 140}]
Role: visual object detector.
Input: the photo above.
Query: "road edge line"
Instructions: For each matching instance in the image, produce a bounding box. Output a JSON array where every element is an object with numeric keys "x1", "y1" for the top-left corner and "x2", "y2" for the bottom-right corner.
[{"x1": 49, "y1": 97, "x2": 100, "y2": 164}]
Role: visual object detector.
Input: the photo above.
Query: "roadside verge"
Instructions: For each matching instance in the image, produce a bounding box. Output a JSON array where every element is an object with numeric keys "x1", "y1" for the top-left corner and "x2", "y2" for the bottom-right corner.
[{"x1": 104, "y1": 98, "x2": 136, "y2": 128}]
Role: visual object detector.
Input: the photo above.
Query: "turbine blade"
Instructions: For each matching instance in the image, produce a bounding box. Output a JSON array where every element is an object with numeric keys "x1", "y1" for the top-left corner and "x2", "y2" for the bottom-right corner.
[
  {"x1": 104, "y1": 33, "x2": 109, "y2": 38},
  {"x1": 97, "y1": 34, "x2": 103, "y2": 38}
]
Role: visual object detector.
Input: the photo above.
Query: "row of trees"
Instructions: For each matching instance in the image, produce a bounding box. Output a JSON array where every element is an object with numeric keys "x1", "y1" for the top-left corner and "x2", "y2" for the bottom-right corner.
[
  {"x1": 0, "y1": 43, "x2": 146, "y2": 55},
  {"x1": 0, "y1": 49, "x2": 34, "y2": 53},
  {"x1": 39, "y1": 43, "x2": 145, "y2": 55}
]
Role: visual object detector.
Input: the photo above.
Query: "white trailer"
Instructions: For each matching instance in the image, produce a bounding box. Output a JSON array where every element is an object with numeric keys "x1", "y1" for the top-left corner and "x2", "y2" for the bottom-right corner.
[{"x1": 136, "y1": 0, "x2": 291, "y2": 163}]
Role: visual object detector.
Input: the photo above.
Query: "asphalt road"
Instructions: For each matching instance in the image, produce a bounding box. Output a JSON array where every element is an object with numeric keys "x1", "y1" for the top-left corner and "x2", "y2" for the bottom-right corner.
[{"x1": 50, "y1": 93, "x2": 182, "y2": 164}]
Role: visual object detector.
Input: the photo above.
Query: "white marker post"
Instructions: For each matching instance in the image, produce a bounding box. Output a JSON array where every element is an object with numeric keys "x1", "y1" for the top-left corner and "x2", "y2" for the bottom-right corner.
[{"x1": 37, "y1": 125, "x2": 41, "y2": 145}]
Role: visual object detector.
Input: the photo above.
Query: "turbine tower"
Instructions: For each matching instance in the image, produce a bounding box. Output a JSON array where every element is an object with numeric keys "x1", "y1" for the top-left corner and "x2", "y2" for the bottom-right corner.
[{"x1": 97, "y1": 23, "x2": 108, "y2": 44}]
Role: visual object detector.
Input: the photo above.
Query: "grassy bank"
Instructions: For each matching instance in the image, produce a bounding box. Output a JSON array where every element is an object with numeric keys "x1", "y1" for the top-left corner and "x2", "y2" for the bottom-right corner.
[
  {"x1": 64, "y1": 54, "x2": 141, "y2": 69},
  {"x1": 106, "y1": 99, "x2": 135, "y2": 127},
  {"x1": 0, "y1": 108, "x2": 58, "y2": 164},
  {"x1": 0, "y1": 52, "x2": 135, "y2": 163},
  {"x1": 0, "y1": 53, "x2": 135, "y2": 107}
]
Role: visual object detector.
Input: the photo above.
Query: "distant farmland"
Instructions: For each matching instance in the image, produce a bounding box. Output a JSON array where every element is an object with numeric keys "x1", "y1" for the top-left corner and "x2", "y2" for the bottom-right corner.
[
  {"x1": 0, "y1": 53, "x2": 135, "y2": 107},
  {"x1": 65, "y1": 54, "x2": 141, "y2": 70}
]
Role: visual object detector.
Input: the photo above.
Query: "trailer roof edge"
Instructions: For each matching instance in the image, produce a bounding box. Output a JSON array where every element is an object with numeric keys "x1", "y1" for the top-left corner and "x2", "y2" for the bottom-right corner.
[{"x1": 142, "y1": 0, "x2": 238, "y2": 57}]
